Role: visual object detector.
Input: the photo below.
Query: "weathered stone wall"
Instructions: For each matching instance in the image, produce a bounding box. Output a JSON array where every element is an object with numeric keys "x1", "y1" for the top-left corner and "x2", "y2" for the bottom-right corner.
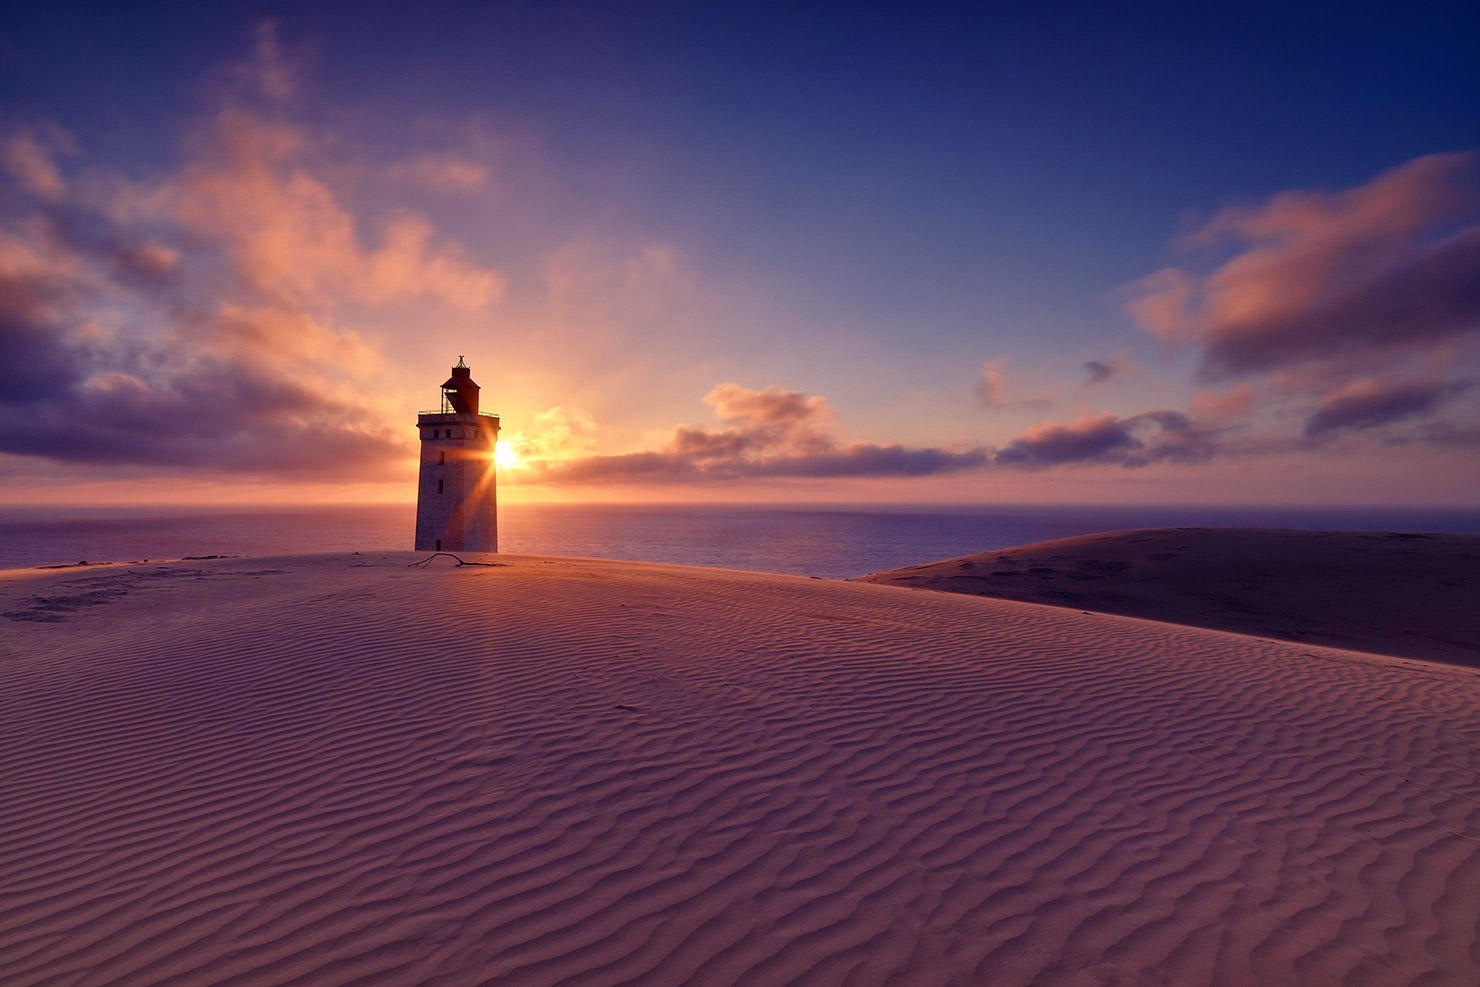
[{"x1": 414, "y1": 414, "x2": 499, "y2": 552}]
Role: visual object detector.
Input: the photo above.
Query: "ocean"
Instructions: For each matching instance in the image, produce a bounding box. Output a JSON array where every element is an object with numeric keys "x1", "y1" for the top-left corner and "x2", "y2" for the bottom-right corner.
[{"x1": 3, "y1": 503, "x2": 1478, "y2": 578}]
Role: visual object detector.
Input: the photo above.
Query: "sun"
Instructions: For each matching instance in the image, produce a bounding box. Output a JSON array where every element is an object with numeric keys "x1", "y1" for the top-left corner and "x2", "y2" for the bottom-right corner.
[{"x1": 493, "y1": 441, "x2": 520, "y2": 469}]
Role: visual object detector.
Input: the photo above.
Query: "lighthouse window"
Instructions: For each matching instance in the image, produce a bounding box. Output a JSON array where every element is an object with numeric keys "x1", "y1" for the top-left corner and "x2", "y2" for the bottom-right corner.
[
  {"x1": 439, "y1": 450, "x2": 445, "y2": 465},
  {"x1": 438, "y1": 479, "x2": 444, "y2": 494}
]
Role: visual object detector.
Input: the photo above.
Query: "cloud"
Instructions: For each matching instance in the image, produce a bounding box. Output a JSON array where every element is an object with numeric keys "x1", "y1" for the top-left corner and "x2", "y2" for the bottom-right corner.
[
  {"x1": 0, "y1": 124, "x2": 73, "y2": 200},
  {"x1": 1304, "y1": 377, "x2": 1471, "y2": 437},
  {"x1": 1416, "y1": 421, "x2": 1480, "y2": 447},
  {"x1": 993, "y1": 413, "x2": 1134, "y2": 465},
  {"x1": 973, "y1": 359, "x2": 1053, "y2": 409},
  {"x1": 168, "y1": 110, "x2": 504, "y2": 310},
  {"x1": 1082, "y1": 360, "x2": 1116, "y2": 385},
  {"x1": 0, "y1": 26, "x2": 510, "y2": 479},
  {"x1": 389, "y1": 153, "x2": 491, "y2": 192},
  {"x1": 0, "y1": 236, "x2": 80, "y2": 402},
  {"x1": 973, "y1": 360, "x2": 1007, "y2": 406},
  {"x1": 1188, "y1": 383, "x2": 1254, "y2": 421},
  {"x1": 705, "y1": 383, "x2": 832, "y2": 426},
  {"x1": 511, "y1": 385, "x2": 1240, "y2": 485},
  {"x1": 513, "y1": 383, "x2": 987, "y2": 484},
  {"x1": 994, "y1": 410, "x2": 1219, "y2": 468},
  {"x1": 1082, "y1": 354, "x2": 1134, "y2": 387},
  {"x1": 1125, "y1": 152, "x2": 1480, "y2": 378},
  {"x1": 503, "y1": 406, "x2": 598, "y2": 463},
  {"x1": 232, "y1": 20, "x2": 299, "y2": 102},
  {"x1": 0, "y1": 228, "x2": 405, "y2": 473}
]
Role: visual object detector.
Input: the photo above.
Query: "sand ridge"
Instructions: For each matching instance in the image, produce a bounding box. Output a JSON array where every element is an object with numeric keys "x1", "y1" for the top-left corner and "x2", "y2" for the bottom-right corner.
[
  {"x1": 2, "y1": 552, "x2": 1479, "y2": 986},
  {"x1": 858, "y1": 527, "x2": 1480, "y2": 668}
]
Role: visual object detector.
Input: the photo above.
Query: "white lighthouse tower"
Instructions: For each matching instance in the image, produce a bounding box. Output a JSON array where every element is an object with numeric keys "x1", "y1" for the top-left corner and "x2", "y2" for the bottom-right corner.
[{"x1": 414, "y1": 358, "x2": 499, "y2": 553}]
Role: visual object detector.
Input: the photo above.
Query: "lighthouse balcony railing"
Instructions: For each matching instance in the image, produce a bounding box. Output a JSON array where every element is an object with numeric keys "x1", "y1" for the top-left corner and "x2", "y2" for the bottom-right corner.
[{"x1": 418, "y1": 410, "x2": 500, "y2": 420}]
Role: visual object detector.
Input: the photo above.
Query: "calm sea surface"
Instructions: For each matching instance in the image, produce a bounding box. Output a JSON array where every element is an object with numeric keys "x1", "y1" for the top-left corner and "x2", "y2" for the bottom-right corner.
[{"x1": 3, "y1": 503, "x2": 1479, "y2": 578}]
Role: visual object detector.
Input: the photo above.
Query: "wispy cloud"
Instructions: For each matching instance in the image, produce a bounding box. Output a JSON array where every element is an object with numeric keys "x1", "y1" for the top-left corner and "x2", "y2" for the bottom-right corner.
[
  {"x1": 388, "y1": 153, "x2": 491, "y2": 193},
  {"x1": 973, "y1": 359, "x2": 1053, "y2": 409},
  {"x1": 0, "y1": 123, "x2": 73, "y2": 200},
  {"x1": 1082, "y1": 354, "x2": 1134, "y2": 387}
]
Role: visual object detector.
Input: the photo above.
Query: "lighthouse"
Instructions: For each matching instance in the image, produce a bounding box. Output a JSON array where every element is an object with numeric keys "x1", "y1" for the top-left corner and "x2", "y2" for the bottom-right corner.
[{"x1": 414, "y1": 358, "x2": 499, "y2": 553}]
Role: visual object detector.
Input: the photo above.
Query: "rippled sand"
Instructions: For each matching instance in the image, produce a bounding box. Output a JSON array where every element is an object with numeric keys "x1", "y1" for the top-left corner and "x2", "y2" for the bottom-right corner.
[{"x1": 3, "y1": 552, "x2": 1478, "y2": 986}]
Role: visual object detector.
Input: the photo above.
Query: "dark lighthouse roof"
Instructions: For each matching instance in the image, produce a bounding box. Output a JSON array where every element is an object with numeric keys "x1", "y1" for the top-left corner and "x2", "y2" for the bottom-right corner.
[{"x1": 440, "y1": 357, "x2": 480, "y2": 415}]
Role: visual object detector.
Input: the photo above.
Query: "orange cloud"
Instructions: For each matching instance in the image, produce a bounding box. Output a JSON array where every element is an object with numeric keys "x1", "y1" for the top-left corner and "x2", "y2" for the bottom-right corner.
[
  {"x1": 1189, "y1": 384, "x2": 1254, "y2": 421},
  {"x1": 514, "y1": 384, "x2": 987, "y2": 484},
  {"x1": 166, "y1": 110, "x2": 503, "y2": 310},
  {"x1": 0, "y1": 27, "x2": 511, "y2": 480},
  {"x1": 704, "y1": 383, "x2": 832, "y2": 426}
]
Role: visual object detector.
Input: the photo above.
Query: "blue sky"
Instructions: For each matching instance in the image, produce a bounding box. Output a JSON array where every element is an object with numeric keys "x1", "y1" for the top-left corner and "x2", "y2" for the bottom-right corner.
[{"x1": 2, "y1": 2, "x2": 1478, "y2": 502}]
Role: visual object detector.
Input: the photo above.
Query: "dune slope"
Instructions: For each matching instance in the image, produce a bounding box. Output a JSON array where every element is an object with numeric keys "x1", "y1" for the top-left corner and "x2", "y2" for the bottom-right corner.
[
  {"x1": 858, "y1": 527, "x2": 1480, "y2": 667},
  {"x1": 2, "y1": 552, "x2": 1479, "y2": 987}
]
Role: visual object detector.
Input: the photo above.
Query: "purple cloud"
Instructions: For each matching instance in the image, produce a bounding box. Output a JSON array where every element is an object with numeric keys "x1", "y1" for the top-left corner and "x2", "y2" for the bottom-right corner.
[
  {"x1": 994, "y1": 410, "x2": 1219, "y2": 468},
  {"x1": 1082, "y1": 355, "x2": 1133, "y2": 386},
  {"x1": 1125, "y1": 152, "x2": 1480, "y2": 379},
  {"x1": 1304, "y1": 378, "x2": 1472, "y2": 436}
]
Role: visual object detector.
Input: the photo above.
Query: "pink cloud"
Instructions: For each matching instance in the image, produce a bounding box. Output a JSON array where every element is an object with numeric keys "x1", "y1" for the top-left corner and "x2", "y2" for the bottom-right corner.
[
  {"x1": 972, "y1": 359, "x2": 1054, "y2": 409},
  {"x1": 704, "y1": 382, "x2": 832, "y2": 426},
  {"x1": 1125, "y1": 151, "x2": 1480, "y2": 376},
  {"x1": 1304, "y1": 377, "x2": 1471, "y2": 437},
  {"x1": 1189, "y1": 384, "x2": 1255, "y2": 421},
  {"x1": 0, "y1": 29, "x2": 511, "y2": 480},
  {"x1": 515, "y1": 383, "x2": 987, "y2": 484},
  {"x1": 167, "y1": 110, "x2": 503, "y2": 310},
  {"x1": 0, "y1": 125, "x2": 72, "y2": 201}
]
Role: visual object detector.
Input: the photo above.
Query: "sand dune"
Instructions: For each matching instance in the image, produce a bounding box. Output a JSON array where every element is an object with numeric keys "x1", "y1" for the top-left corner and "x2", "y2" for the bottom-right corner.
[
  {"x1": 859, "y1": 527, "x2": 1480, "y2": 668},
  {"x1": 3, "y1": 552, "x2": 1479, "y2": 986}
]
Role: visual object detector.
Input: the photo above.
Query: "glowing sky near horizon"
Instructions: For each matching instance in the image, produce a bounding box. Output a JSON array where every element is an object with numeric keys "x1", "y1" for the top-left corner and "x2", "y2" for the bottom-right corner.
[{"x1": 2, "y1": 2, "x2": 1478, "y2": 505}]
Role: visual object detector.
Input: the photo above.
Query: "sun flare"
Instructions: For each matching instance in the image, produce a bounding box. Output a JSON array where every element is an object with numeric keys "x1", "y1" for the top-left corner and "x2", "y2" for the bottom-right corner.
[{"x1": 493, "y1": 441, "x2": 520, "y2": 469}]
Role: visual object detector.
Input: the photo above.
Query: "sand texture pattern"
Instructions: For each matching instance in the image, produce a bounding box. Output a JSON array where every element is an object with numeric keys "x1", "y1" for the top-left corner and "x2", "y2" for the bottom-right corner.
[
  {"x1": 858, "y1": 528, "x2": 1480, "y2": 668},
  {"x1": 2, "y1": 553, "x2": 1479, "y2": 986}
]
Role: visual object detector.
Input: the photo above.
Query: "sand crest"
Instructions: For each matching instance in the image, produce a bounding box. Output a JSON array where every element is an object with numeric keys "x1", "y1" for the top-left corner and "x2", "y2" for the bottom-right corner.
[
  {"x1": 2, "y1": 552, "x2": 1478, "y2": 986},
  {"x1": 859, "y1": 527, "x2": 1480, "y2": 668}
]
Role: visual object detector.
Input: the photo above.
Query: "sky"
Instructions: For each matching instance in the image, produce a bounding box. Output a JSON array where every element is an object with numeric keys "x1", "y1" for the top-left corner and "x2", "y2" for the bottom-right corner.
[{"x1": 2, "y1": 1, "x2": 1478, "y2": 505}]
